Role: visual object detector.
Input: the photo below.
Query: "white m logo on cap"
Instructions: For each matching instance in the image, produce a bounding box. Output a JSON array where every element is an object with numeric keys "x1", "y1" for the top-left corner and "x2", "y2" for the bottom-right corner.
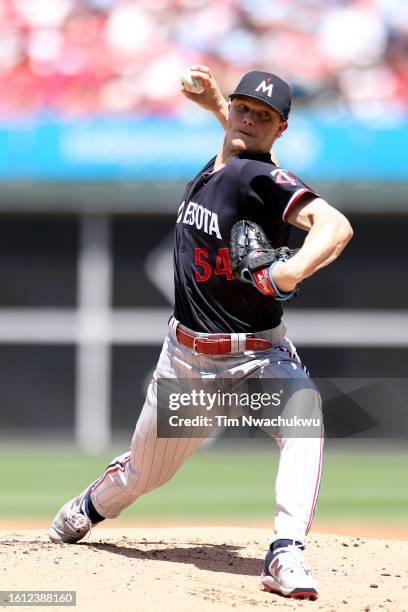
[{"x1": 255, "y1": 80, "x2": 273, "y2": 97}]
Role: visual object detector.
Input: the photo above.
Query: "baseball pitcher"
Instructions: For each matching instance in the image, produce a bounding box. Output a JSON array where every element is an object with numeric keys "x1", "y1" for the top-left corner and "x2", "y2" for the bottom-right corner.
[{"x1": 49, "y1": 66, "x2": 353, "y2": 600}]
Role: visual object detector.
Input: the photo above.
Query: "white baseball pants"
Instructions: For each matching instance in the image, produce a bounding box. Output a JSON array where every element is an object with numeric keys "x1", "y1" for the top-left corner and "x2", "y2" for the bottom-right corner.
[{"x1": 88, "y1": 317, "x2": 324, "y2": 545}]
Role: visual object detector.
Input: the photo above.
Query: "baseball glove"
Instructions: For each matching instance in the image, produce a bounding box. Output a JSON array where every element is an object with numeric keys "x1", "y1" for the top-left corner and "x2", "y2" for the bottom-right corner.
[{"x1": 229, "y1": 219, "x2": 299, "y2": 301}]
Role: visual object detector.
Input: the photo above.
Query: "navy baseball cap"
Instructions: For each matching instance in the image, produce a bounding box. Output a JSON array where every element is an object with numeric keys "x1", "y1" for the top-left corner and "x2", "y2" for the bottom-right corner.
[{"x1": 230, "y1": 71, "x2": 291, "y2": 121}]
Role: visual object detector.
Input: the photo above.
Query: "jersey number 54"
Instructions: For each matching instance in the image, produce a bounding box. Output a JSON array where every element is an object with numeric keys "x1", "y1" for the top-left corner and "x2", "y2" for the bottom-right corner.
[{"x1": 194, "y1": 247, "x2": 234, "y2": 283}]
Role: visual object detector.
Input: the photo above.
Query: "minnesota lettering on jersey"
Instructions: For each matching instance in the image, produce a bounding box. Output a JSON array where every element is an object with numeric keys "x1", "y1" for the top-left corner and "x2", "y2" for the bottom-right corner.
[{"x1": 177, "y1": 201, "x2": 222, "y2": 240}]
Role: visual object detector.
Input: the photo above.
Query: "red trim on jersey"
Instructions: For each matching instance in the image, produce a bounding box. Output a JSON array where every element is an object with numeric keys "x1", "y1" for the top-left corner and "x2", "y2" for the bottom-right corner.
[
  {"x1": 305, "y1": 424, "x2": 324, "y2": 534},
  {"x1": 91, "y1": 456, "x2": 131, "y2": 492},
  {"x1": 282, "y1": 188, "x2": 312, "y2": 223}
]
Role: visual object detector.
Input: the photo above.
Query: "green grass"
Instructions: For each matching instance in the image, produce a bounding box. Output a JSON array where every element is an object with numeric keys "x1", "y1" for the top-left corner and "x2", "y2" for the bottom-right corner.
[{"x1": 1, "y1": 442, "x2": 408, "y2": 523}]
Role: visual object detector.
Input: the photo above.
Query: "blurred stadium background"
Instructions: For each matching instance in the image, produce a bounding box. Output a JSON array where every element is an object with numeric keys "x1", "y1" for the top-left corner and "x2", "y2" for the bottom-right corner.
[{"x1": 0, "y1": 0, "x2": 407, "y2": 529}]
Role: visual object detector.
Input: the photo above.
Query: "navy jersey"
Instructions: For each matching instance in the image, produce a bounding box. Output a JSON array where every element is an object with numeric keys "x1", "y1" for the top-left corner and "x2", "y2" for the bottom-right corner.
[{"x1": 173, "y1": 152, "x2": 317, "y2": 334}]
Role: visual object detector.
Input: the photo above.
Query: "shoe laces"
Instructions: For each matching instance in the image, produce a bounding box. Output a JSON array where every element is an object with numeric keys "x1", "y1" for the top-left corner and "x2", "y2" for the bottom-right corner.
[{"x1": 273, "y1": 542, "x2": 308, "y2": 576}]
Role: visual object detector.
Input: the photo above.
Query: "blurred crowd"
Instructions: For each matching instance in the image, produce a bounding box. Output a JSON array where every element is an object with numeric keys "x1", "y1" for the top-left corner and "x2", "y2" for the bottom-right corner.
[{"x1": 0, "y1": 0, "x2": 407, "y2": 119}]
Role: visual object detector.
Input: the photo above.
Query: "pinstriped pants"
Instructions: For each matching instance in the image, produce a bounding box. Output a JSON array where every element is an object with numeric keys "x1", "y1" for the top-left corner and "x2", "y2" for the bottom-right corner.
[{"x1": 89, "y1": 317, "x2": 324, "y2": 545}]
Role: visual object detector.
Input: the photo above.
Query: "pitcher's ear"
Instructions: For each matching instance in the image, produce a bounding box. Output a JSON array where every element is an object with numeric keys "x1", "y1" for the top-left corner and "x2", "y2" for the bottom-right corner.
[{"x1": 277, "y1": 121, "x2": 288, "y2": 137}]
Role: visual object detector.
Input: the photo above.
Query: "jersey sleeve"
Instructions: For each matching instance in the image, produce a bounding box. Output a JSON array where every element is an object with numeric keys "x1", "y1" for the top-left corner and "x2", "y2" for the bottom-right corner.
[{"x1": 238, "y1": 161, "x2": 318, "y2": 224}]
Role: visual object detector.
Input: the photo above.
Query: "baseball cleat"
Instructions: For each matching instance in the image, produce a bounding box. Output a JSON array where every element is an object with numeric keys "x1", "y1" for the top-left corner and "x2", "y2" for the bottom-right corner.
[
  {"x1": 49, "y1": 494, "x2": 92, "y2": 544},
  {"x1": 260, "y1": 541, "x2": 318, "y2": 599}
]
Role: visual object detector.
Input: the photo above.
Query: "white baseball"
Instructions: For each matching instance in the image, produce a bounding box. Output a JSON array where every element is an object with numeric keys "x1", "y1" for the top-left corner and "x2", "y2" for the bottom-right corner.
[{"x1": 180, "y1": 68, "x2": 204, "y2": 94}]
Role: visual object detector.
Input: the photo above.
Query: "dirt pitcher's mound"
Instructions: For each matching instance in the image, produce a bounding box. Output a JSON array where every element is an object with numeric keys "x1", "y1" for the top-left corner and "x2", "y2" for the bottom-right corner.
[{"x1": 1, "y1": 528, "x2": 407, "y2": 611}]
